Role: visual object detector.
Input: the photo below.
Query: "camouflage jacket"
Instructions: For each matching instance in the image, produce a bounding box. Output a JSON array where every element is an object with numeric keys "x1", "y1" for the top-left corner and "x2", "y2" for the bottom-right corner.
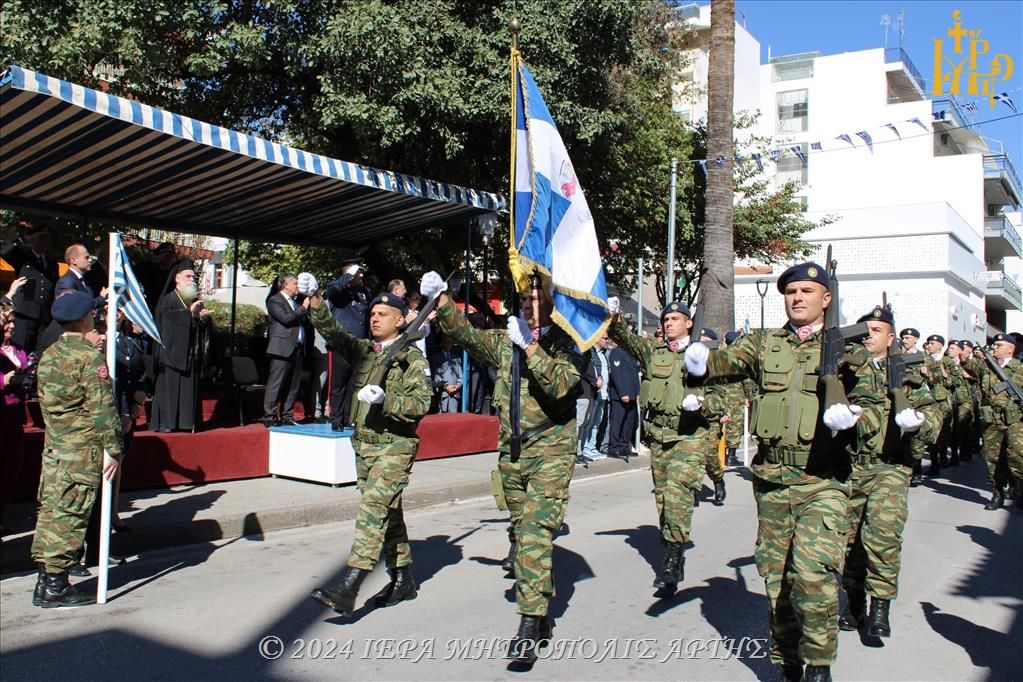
[
  {"x1": 310, "y1": 304, "x2": 431, "y2": 446},
  {"x1": 846, "y1": 353, "x2": 941, "y2": 467},
  {"x1": 434, "y1": 299, "x2": 584, "y2": 457},
  {"x1": 720, "y1": 378, "x2": 756, "y2": 417},
  {"x1": 37, "y1": 334, "x2": 122, "y2": 456},
  {"x1": 977, "y1": 356, "x2": 1023, "y2": 426},
  {"x1": 609, "y1": 318, "x2": 725, "y2": 443},
  {"x1": 703, "y1": 326, "x2": 875, "y2": 485},
  {"x1": 960, "y1": 355, "x2": 985, "y2": 400},
  {"x1": 922, "y1": 354, "x2": 958, "y2": 404}
]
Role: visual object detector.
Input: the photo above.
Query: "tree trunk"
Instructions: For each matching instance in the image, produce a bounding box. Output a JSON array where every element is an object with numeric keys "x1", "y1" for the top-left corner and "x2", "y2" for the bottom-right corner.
[{"x1": 702, "y1": 0, "x2": 736, "y2": 336}]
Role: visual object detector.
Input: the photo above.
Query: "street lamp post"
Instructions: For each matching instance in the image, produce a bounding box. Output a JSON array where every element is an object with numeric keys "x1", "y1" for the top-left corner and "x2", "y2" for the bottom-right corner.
[
  {"x1": 755, "y1": 279, "x2": 769, "y2": 330},
  {"x1": 475, "y1": 213, "x2": 498, "y2": 315}
]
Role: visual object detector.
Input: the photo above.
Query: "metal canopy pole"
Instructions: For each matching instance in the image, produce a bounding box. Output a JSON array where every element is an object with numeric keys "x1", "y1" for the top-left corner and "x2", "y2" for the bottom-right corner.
[
  {"x1": 230, "y1": 238, "x2": 239, "y2": 355},
  {"x1": 462, "y1": 222, "x2": 472, "y2": 413}
]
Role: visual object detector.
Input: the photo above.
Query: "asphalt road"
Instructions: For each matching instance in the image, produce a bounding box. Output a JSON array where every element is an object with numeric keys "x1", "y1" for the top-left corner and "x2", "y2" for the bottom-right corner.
[{"x1": 1, "y1": 458, "x2": 1019, "y2": 681}]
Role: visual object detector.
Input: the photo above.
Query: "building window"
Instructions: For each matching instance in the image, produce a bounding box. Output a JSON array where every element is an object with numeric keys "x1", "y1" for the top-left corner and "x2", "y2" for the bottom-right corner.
[
  {"x1": 777, "y1": 89, "x2": 808, "y2": 133},
  {"x1": 776, "y1": 144, "x2": 808, "y2": 186}
]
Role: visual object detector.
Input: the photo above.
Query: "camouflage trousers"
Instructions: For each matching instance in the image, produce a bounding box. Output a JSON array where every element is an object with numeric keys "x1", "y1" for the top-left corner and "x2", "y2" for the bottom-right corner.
[
  {"x1": 703, "y1": 438, "x2": 724, "y2": 483},
  {"x1": 347, "y1": 443, "x2": 417, "y2": 571},
  {"x1": 499, "y1": 450, "x2": 575, "y2": 616},
  {"x1": 980, "y1": 421, "x2": 1023, "y2": 487},
  {"x1": 724, "y1": 404, "x2": 745, "y2": 449},
  {"x1": 955, "y1": 402, "x2": 974, "y2": 455},
  {"x1": 30, "y1": 447, "x2": 102, "y2": 573},
  {"x1": 652, "y1": 434, "x2": 716, "y2": 544},
  {"x1": 842, "y1": 463, "x2": 911, "y2": 600},
  {"x1": 753, "y1": 476, "x2": 850, "y2": 668}
]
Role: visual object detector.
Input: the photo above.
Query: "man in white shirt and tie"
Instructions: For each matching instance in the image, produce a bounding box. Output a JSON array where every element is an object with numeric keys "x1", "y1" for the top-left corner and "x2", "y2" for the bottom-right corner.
[{"x1": 263, "y1": 273, "x2": 309, "y2": 426}]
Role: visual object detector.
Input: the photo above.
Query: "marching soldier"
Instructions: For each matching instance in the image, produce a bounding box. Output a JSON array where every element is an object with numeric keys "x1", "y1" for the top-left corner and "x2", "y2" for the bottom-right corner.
[
  {"x1": 299, "y1": 274, "x2": 433, "y2": 615},
  {"x1": 606, "y1": 297, "x2": 725, "y2": 593},
  {"x1": 721, "y1": 330, "x2": 753, "y2": 468},
  {"x1": 946, "y1": 340, "x2": 974, "y2": 466},
  {"x1": 837, "y1": 306, "x2": 941, "y2": 640},
  {"x1": 959, "y1": 339, "x2": 983, "y2": 460},
  {"x1": 920, "y1": 334, "x2": 954, "y2": 478},
  {"x1": 697, "y1": 328, "x2": 728, "y2": 506},
  {"x1": 975, "y1": 334, "x2": 1023, "y2": 510},
  {"x1": 898, "y1": 328, "x2": 920, "y2": 355},
  {"x1": 31, "y1": 291, "x2": 122, "y2": 608},
  {"x1": 420, "y1": 271, "x2": 584, "y2": 667},
  {"x1": 684, "y1": 262, "x2": 877, "y2": 682}
]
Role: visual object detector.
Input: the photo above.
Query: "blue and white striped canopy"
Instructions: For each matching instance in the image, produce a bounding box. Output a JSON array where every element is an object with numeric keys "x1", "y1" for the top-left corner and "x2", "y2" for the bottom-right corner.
[{"x1": 0, "y1": 65, "x2": 506, "y2": 247}]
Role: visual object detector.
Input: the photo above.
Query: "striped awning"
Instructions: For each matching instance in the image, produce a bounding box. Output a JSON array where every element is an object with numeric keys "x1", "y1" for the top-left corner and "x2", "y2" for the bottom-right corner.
[{"x1": 0, "y1": 65, "x2": 507, "y2": 247}]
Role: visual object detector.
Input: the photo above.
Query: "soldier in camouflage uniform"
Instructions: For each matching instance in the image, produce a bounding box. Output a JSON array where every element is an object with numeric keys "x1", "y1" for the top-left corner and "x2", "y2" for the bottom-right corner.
[
  {"x1": 959, "y1": 339, "x2": 983, "y2": 460},
  {"x1": 837, "y1": 306, "x2": 941, "y2": 641},
  {"x1": 721, "y1": 330, "x2": 753, "y2": 468},
  {"x1": 919, "y1": 334, "x2": 954, "y2": 478},
  {"x1": 696, "y1": 328, "x2": 728, "y2": 506},
  {"x1": 945, "y1": 341, "x2": 974, "y2": 466},
  {"x1": 607, "y1": 297, "x2": 725, "y2": 593},
  {"x1": 31, "y1": 291, "x2": 122, "y2": 608},
  {"x1": 300, "y1": 275, "x2": 433, "y2": 615},
  {"x1": 421, "y1": 271, "x2": 584, "y2": 666},
  {"x1": 684, "y1": 262, "x2": 876, "y2": 682},
  {"x1": 975, "y1": 333, "x2": 1023, "y2": 510}
]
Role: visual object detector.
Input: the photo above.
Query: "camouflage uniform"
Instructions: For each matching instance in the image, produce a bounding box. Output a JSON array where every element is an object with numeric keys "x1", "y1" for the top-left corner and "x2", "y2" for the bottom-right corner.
[
  {"x1": 921, "y1": 354, "x2": 955, "y2": 470},
  {"x1": 703, "y1": 327, "x2": 873, "y2": 668},
  {"x1": 609, "y1": 319, "x2": 725, "y2": 545},
  {"x1": 434, "y1": 299, "x2": 583, "y2": 616},
  {"x1": 976, "y1": 356, "x2": 1023, "y2": 492},
  {"x1": 960, "y1": 354, "x2": 986, "y2": 459},
  {"x1": 843, "y1": 356, "x2": 940, "y2": 602},
  {"x1": 31, "y1": 334, "x2": 122, "y2": 573},
  {"x1": 721, "y1": 379, "x2": 753, "y2": 451},
  {"x1": 309, "y1": 304, "x2": 431, "y2": 570}
]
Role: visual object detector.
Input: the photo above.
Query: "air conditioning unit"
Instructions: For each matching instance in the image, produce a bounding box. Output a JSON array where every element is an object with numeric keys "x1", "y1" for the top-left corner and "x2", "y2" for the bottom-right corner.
[{"x1": 941, "y1": 133, "x2": 951, "y2": 146}]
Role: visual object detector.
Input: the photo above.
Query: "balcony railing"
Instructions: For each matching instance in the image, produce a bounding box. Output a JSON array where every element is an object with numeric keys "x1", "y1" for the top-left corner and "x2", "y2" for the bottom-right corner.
[
  {"x1": 984, "y1": 214, "x2": 1023, "y2": 255},
  {"x1": 984, "y1": 154, "x2": 1022, "y2": 204},
  {"x1": 884, "y1": 47, "x2": 925, "y2": 94},
  {"x1": 931, "y1": 98, "x2": 971, "y2": 129},
  {"x1": 986, "y1": 271, "x2": 1023, "y2": 308}
]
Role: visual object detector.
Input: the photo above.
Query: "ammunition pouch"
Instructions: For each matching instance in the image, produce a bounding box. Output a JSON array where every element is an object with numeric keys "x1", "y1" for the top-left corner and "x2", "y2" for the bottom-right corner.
[
  {"x1": 1003, "y1": 403, "x2": 1022, "y2": 425},
  {"x1": 750, "y1": 336, "x2": 820, "y2": 449},
  {"x1": 640, "y1": 347, "x2": 685, "y2": 415},
  {"x1": 979, "y1": 405, "x2": 995, "y2": 425},
  {"x1": 356, "y1": 429, "x2": 399, "y2": 445}
]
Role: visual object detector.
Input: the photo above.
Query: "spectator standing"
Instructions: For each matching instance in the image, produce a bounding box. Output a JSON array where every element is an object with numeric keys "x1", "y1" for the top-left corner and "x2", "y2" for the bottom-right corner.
[
  {"x1": 1, "y1": 300, "x2": 33, "y2": 532},
  {"x1": 55, "y1": 243, "x2": 107, "y2": 309},
  {"x1": 607, "y1": 342, "x2": 640, "y2": 459},
  {"x1": 579, "y1": 334, "x2": 610, "y2": 462},
  {"x1": 262, "y1": 273, "x2": 310, "y2": 427},
  {"x1": 324, "y1": 258, "x2": 370, "y2": 431},
  {"x1": 430, "y1": 334, "x2": 463, "y2": 413},
  {"x1": 1, "y1": 226, "x2": 58, "y2": 353}
]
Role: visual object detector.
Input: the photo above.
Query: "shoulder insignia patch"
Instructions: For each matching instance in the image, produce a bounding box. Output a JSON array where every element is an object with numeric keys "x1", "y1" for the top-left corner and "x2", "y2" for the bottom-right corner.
[{"x1": 97, "y1": 364, "x2": 109, "y2": 379}]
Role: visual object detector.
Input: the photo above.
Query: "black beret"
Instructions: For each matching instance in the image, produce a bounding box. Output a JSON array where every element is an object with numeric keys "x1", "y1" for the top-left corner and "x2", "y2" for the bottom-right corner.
[
  {"x1": 857, "y1": 306, "x2": 894, "y2": 327},
  {"x1": 961, "y1": 339, "x2": 976, "y2": 349},
  {"x1": 51, "y1": 291, "x2": 94, "y2": 323},
  {"x1": 725, "y1": 330, "x2": 740, "y2": 344},
  {"x1": 701, "y1": 328, "x2": 718, "y2": 340},
  {"x1": 776, "y1": 261, "x2": 830, "y2": 293},
  {"x1": 660, "y1": 301, "x2": 692, "y2": 319},
  {"x1": 991, "y1": 333, "x2": 1016, "y2": 346},
  {"x1": 153, "y1": 242, "x2": 176, "y2": 255},
  {"x1": 926, "y1": 334, "x2": 945, "y2": 345},
  {"x1": 900, "y1": 328, "x2": 920, "y2": 339},
  {"x1": 369, "y1": 292, "x2": 408, "y2": 317}
]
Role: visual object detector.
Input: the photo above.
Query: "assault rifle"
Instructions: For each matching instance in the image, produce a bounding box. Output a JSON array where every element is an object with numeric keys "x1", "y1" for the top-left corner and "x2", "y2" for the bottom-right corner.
[
  {"x1": 820, "y1": 245, "x2": 870, "y2": 410},
  {"x1": 689, "y1": 298, "x2": 720, "y2": 350},
  {"x1": 979, "y1": 345, "x2": 1023, "y2": 406},
  {"x1": 367, "y1": 271, "x2": 457, "y2": 387},
  {"x1": 882, "y1": 292, "x2": 924, "y2": 416}
]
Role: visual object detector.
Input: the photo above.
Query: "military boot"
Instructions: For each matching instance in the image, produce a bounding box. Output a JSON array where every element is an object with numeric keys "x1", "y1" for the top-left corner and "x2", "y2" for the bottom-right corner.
[
  {"x1": 310, "y1": 566, "x2": 368, "y2": 615},
  {"x1": 31, "y1": 566, "x2": 45, "y2": 607},
  {"x1": 507, "y1": 615, "x2": 542, "y2": 665},
  {"x1": 652, "y1": 542, "x2": 685, "y2": 589},
  {"x1": 502, "y1": 542, "x2": 517, "y2": 575},
  {"x1": 867, "y1": 597, "x2": 891, "y2": 638},
  {"x1": 713, "y1": 479, "x2": 727, "y2": 506},
  {"x1": 949, "y1": 446, "x2": 960, "y2": 466},
  {"x1": 778, "y1": 663, "x2": 804, "y2": 682},
  {"x1": 38, "y1": 572, "x2": 96, "y2": 608},
  {"x1": 984, "y1": 484, "x2": 1005, "y2": 511},
  {"x1": 538, "y1": 614, "x2": 555, "y2": 644},
  {"x1": 803, "y1": 665, "x2": 831, "y2": 682},
  {"x1": 371, "y1": 566, "x2": 418, "y2": 607},
  {"x1": 693, "y1": 489, "x2": 700, "y2": 507},
  {"x1": 838, "y1": 588, "x2": 866, "y2": 631}
]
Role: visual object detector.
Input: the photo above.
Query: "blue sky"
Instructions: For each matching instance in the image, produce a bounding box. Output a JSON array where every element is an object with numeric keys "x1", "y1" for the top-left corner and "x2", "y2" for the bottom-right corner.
[{"x1": 726, "y1": 0, "x2": 1022, "y2": 165}]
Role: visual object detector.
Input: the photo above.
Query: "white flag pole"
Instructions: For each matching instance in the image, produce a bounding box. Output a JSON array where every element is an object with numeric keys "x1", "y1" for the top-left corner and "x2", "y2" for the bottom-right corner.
[{"x1": 98, "y1": 232, "x2": 118, "y2": 604}]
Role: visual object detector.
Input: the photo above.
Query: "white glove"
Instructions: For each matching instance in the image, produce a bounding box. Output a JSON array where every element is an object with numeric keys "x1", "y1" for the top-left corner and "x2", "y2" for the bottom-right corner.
[
  {"x1": 607, "y1": 296, "x2": 620, "y2": 315},
  {"x1": 895, "y1": 408, "x2": 925, "y2": 432},
  {"x1": 684, "y1": 342, "x2": 709, "y2": 377},
  {"x1": 343, "y1": 263, "x2": 361, "y2": 276},
  {"x1": 682, "y1": 394, "x2": 704, "y2": 412},
  {"x1": 297, "y1": 272, "x2": 318, "y2": 296},
  {"x1": 822, "y1": 403, "x2": 862, "y2": 431},
  {"x1": 357, "y1": 384, "x2": 385, "y2": 404},
  {"x1": 507, "y1": 316, "x2": 533, "y2": 350},
  {"x1": 420, "y1": 271, "x2": 447, "y2": 300}
]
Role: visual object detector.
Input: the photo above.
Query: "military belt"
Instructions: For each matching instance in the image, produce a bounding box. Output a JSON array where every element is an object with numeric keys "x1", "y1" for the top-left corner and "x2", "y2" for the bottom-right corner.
[
  {"x1": 356, "y1": 429, "x2": 400, "y2": 445},
  {"x1": 759, "y1": 444, "x2": 810, "y2": 467},
  {"x1": 521, "y1": 419, "x2": 555, "y2": 444}
]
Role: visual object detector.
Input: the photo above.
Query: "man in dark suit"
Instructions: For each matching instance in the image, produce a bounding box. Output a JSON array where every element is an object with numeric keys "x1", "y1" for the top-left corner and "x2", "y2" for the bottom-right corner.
[
  {"x1": 55, "y1": 243, "x2": 107, "y2": 309},
  {"x1": 429, "y1": 333, "x2": 463, "y2": 413},
  {"x1": 263, "y1": 273, "x2": 309, "y2": 427},
  {"x1": 1, "y1": 226, "x2": 58, "y2": 352},
  {"x1": 324, "y1": 258, "x2": 370, "y2": 430},
  {"x1": 607, "y1": 342, "x2": 641, "y2": 459}
]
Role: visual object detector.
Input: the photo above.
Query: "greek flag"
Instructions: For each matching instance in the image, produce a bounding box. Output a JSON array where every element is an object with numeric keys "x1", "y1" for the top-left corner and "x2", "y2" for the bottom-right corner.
[
  {"x1": 511, "y1": 56, "x2": 608, "y2": 351},
  {"x1": 993, "y1": 92, "x2": 1017, "y2": 114},
  {"x1": 110, "y1": 233, "x2": 162, "y2": 345}
]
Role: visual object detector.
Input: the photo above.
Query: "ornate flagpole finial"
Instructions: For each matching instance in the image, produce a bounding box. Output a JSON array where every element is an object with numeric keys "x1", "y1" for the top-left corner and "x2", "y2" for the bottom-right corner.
[{"x1": 510, "y1": 16, "x2": 521, "y2": 49}]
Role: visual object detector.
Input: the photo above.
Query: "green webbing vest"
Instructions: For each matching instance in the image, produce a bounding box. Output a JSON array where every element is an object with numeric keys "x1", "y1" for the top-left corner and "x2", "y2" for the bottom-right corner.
[
  {"x1": 750, "y1": 331, "x2": 821, "y2": 459},
  {"x1": 639, "y1": 344, "x2": 706, "y2": 424}
]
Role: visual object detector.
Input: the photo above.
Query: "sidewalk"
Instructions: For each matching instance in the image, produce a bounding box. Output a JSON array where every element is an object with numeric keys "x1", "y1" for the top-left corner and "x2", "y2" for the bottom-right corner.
[{"x1": 0, "y1": 450, "x2": 657, "y2": 575}]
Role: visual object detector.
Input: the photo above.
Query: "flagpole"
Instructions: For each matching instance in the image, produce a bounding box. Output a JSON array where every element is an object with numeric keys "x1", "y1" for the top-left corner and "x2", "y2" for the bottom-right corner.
[
  {"x1": 98, "y1": 232, "x2": 118, "y2": 604},
  {"x1": 508, "y1": 16, "x2": 523, "y2": 462}
]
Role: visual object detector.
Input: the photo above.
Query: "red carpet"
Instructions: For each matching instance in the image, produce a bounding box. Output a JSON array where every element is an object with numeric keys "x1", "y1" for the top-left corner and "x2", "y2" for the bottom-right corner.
[{"x1": 13, "y1": 406, "x2": 499, "y2": 500}]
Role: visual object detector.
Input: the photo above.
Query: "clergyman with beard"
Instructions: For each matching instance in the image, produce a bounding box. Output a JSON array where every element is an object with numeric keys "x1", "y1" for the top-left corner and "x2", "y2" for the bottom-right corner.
[{"x1": 151, "y1": 259, "x2": 211, "y2": 432}]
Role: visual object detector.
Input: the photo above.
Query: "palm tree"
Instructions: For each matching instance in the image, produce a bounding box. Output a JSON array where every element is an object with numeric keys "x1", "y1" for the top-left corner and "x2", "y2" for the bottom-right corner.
[{"x1": 701, "y1": 0, "x2": 735, "y2": 335}]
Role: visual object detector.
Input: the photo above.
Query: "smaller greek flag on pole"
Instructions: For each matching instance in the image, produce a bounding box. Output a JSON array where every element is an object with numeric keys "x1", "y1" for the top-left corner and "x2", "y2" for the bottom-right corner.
[{"x1": 111, "y1": 233, "x2": 163, "y2": 345}]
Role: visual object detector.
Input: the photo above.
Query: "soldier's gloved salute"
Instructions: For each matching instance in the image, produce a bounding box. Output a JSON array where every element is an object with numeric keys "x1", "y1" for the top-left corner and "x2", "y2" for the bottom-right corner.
[{"x1": 822, "y1": 403, "x2": 862, "y2": 430}]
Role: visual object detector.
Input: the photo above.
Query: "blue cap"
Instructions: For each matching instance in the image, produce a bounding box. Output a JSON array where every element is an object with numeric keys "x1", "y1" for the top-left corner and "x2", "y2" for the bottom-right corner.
[
  {"x1": 776, "y1": 262, "x2": 831, "y2": 293},
  {"x1": 51, "y1": 291, "x2": 94, "y2": 323},
  {"x1": 369, "y1": 292, "x2": 408, "y2": 317},
  {"x1": 725, "y1": 330, "x2": 740, "y2": 344},
  {"x1": 701, "y1": 328, "x2": 718, "y2": 341},
  {"x1": 857, "y1": 306, "x2": 894, "y2": 327},
  {"x1": 660, "y1": 301, "x2": 691, "y2": 320}
]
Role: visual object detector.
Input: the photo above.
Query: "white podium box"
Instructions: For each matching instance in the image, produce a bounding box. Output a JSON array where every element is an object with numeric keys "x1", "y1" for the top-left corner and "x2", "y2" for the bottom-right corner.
[{"x1": 268, "y1": 423, "x2": 357, "y2": 486}]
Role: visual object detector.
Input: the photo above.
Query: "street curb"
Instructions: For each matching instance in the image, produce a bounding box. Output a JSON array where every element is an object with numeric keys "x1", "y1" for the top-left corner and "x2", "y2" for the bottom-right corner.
[{"x1": 0, "y1": 453, "x2": 650, "y2": 576}]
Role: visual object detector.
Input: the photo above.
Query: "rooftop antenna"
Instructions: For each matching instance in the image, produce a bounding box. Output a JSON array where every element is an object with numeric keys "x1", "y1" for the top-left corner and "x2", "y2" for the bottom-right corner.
[
  {"x1": 881, "y1": 13, "x2": 891, "y2": 49},
  {"x1": 896, "y1": 9, "x2": 905, "y2": 50}
]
